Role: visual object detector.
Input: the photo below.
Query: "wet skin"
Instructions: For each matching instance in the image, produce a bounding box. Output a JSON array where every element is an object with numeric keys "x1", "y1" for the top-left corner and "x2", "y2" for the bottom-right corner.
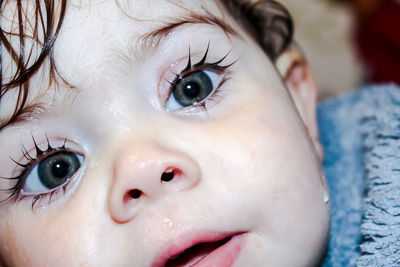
[{"x1": 0, "y1": 1, "x2": 330, "y2": 266}]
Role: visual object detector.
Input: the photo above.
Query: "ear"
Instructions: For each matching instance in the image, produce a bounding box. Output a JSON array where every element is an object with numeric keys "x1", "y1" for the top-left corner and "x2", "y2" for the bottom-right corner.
[{"x1": 276, "y1": 49, "x2": 323, "y2": 159}]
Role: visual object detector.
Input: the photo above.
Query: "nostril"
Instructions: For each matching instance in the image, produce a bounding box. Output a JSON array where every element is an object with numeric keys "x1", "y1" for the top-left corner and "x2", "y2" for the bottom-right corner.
[
  {"x1": 161, "y1": 170, "x2": 175, "y2": 182},
  {"x1": 127, "y1": 189, "x2": 142, "y2": 199}
]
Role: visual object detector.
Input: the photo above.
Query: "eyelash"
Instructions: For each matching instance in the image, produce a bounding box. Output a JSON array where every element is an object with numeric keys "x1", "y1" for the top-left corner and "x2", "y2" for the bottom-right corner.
[
  {"x1": 0, "y1": 136, "x2": 75, "y2": 209},
  {"x1": 166, "y1": 42, "x2": 237, "y2": 111}
]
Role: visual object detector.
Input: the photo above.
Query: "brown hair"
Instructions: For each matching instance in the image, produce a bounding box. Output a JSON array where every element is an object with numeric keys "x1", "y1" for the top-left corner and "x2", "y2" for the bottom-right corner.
[
  {"x1": 1, "y1": 0, "x2": 67, "y2": 128},
  {"x1": 219, "y1": 0, "x2": 293, "y2": 61},
  {"x1": 0, "y1": 0, "x2": 293, "y2": 128}
]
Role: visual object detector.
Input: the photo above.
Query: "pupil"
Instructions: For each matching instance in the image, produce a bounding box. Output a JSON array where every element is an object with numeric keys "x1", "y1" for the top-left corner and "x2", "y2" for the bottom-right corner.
[
  {"x1": 52, "y1": 160, "x2": 69, "y2": 179},
  {"x1": 183, "y1": 82, "x2": 200, "y2": 98}
]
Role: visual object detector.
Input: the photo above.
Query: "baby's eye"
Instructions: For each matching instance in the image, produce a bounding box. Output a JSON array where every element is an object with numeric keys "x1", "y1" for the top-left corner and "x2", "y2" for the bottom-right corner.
[
  {"x1": 21, "y1": 151, "x2": 84, "y2": 195},
  {"x1": 165, "y1": 70, "x2": 222, "y2": 111}
]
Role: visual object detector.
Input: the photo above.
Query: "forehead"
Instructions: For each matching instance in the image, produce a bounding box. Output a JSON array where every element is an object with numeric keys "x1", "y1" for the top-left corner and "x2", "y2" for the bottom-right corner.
[
  {"x1": 59, "y1": 0, "x2": 221, "y2": 46},
  {"x1": 1, "y1": 0, "x2": 225, "y2": 77},
  {"x1": 54, "y1": 0, "x2": 228, "y2": 83}
]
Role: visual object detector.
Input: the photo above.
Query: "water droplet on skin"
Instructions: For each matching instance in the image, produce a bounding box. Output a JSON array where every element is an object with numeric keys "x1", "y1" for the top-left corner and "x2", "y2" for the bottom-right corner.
[
  {"x1": 170, "y1": 61, "x2": 179, "y2": 68},
  {"x1": 323, "y1": 190, "x2": 330, "y2": 204},
  {"x1": 162, "y1": 218, "x2": 173, "y2": 228},
  {"x1": 320, "y1": 171, "x2": 330, "y2": 204},
  {"x1": 89, "y1": 160, "x2": 98, "y2": 169},
  {"x1": 36, "y1": 203, "x2": 47, "y2": 211}
]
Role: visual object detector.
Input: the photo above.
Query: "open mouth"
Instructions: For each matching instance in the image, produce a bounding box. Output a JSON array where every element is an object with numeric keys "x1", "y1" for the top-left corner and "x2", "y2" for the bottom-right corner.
[
  {"x1": 152, "y1": 232, "x2": 246, "y2": 267},
  {"x1": 165, "y1": 236, "x2": 232, "y2": 267}
]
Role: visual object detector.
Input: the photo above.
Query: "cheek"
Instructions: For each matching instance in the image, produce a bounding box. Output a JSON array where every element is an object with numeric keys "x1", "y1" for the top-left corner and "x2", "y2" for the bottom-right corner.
[
  {"x1": 188, "y1": 86, "x2": 329, "y2": 261},
  {"x1": 195, "y1": 84, "x2": 313, "y2": 189},
  {"x1": 0, "y1": 201, "x2": 108, "y2": 266},
  {"x1": 188, "y1": 84, "x2": 327, "y2": 226},
  {"x1": 0, "y1": 213, "x2": 69, "y2": 266},
  {"x1": 0, "y1": 211, "x2": 47, "y2": 266}
]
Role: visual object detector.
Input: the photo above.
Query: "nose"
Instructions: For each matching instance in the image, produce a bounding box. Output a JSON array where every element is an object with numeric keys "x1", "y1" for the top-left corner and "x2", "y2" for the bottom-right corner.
[{"x1": 108, "y1": 140, "x2": 201, "y2": 223}]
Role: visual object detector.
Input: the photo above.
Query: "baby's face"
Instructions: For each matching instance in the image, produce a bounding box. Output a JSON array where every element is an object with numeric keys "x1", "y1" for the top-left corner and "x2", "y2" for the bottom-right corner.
[{"x1": 0, "y1": 0, "x2": 329, "y2": 266}]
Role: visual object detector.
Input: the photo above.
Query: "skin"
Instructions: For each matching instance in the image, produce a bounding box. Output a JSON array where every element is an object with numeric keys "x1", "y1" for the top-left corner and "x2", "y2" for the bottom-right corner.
[{"x1": 0, "y1": 0, "x2": 330, "y2": 266}]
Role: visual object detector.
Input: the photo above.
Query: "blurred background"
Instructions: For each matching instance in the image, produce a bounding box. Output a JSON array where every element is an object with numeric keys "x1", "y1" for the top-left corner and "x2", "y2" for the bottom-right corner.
[{"x1": 280, "y1": 0, "x2": 400, "y2": 99}]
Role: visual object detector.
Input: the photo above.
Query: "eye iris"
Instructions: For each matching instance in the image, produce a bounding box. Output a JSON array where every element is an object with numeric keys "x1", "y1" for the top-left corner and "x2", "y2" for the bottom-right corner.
[
  {"x1": 173, "y1": 71, "x2": 213, "y2": 107},
  {"x1": 38, "y1": 152, "x2": 81, "y2": 189},
  {"x1": 183, "y1": 82, "x2": 201, "y2": 98},
  {"x1": 52, "y1": 160, "x2": 69, "y2": 179}
]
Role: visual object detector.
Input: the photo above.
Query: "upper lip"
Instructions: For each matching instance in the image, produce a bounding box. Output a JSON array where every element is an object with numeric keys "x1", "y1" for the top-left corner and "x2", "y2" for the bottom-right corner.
[{"x1": 151, "y1": 230, "x2": 244, "y2": 267}]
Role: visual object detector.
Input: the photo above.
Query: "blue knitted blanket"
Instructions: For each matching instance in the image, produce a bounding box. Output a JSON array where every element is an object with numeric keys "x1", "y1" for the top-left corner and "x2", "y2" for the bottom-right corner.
[{"x1": 318, "y1": 85, "x2": 400, "y2": 266}]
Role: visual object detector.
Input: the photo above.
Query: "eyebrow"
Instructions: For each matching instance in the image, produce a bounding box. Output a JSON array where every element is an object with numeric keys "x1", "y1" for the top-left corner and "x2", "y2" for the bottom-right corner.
[
  {"x1": 0, "y1": 102, "x2": 47, "y2": 131},
  {"x1": 139, "y1": 10, "x2": 238, "y2": 51},
  {"x1": 0, "y1": 10, "x2": 238, "y2": 132}
]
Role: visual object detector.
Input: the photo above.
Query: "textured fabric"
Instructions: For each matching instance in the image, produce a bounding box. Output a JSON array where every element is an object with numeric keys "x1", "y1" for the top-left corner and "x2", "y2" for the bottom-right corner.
[{"x1": 318, "y1": 85, "x2": 400, "y2": 266}]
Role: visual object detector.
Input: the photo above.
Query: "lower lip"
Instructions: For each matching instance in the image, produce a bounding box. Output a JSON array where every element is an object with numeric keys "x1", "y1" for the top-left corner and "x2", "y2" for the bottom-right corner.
[{"x1": 194, "y1": 234, "x2": 246, "y2": 267}]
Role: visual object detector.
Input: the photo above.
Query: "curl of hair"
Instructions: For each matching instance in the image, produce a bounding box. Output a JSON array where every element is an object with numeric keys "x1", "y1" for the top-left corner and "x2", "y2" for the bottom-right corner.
[
  {"x1": 220, "y1": 0, "x2": 294, "y2": 62},
  {"x1": 0, "y1": 0, "x2": 67, "y2": 124}
]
